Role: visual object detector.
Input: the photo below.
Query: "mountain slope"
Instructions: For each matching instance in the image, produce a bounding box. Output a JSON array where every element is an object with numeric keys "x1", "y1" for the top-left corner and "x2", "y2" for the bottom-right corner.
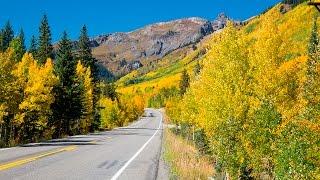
[
  {"x1": 89, "y1": 14, "x2": 229, "y2": 77},
  {"x1": 117, "y1": 2, "x2": 316, "y2": 96},
  {"x1": 116, "y1": 33, "x2": 212, "y2": 95}
]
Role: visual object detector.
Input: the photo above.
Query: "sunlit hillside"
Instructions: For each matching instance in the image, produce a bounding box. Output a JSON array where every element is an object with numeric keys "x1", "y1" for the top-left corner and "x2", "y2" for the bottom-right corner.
[
  {"x1": 117, "y1": 2, "x2": 320, "y2": 179},
  {"x1": 117, "y1": 2, "x2": 316, "y2": 101},
  {"x1": 116, "y1": 33, "x2": 214, "y2": 97},
  {"x1": 168, "y1": 2, "x2": 320, "y2": 179}
]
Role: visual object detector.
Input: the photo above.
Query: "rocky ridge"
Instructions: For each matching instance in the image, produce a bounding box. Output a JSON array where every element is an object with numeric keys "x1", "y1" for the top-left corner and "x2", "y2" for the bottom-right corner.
[{"x1": 77, "y1": 13, "x2": 233, "y2": 77}]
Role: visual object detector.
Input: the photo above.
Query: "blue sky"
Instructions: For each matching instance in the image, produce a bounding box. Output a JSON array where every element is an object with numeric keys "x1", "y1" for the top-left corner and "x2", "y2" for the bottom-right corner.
[{"x1": 0, "y1": 0, "x2": 280, "y2": 46}]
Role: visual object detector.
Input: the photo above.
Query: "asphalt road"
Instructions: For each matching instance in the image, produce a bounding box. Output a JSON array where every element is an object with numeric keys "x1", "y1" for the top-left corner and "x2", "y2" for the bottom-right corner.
[{"x1": 0, "y1": 109, "x2": 165, "y2": 180}]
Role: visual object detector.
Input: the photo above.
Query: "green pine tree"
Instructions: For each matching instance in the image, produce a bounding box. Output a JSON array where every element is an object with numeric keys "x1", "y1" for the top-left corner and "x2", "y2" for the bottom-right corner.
[
  {"x1": 29, "y1": 35, "x2": 38, "y2": 57},
  {"x1": 52, "y1": 31, "x2": 83, "y2": 136},
  {"x1": 8, "y1": 29, "x2": 27, "y2": 61},
  {"x1": 179, "y1": 69, "x2": 190, "y2": 95},
  {"x1": 9, "y1": 38, "x2": 25, "y2": 62},
  {"x1": 37, "y1": 15, "x2": 53, "y2": 65},
  {"x1": 18, "y1": 29, "x2": 26, "y2": 54},
  {"x1": 0, "y1": 30, "x2": 3, "y2": 52},
  {"x1": 0, "y1": 21, "x2": 14, "y2": 52},
  {"x1": 55, "y1": 31, "x2": 76, "y2": 86},
  {"x1": 101, "y1": 83, "x2": 118, "y2": 101},
  {"x1": 78, "y1": 25, "x2": 101, "y2": 131},
  {"x1": 193, "y1": 60, "x2": 201, "y2": 75},
  {"x1": 78, "y1": 25, "x2": 97, "y2": 80}
]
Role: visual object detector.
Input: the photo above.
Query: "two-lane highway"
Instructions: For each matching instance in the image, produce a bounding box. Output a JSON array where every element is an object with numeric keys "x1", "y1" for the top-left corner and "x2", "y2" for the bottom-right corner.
[{"x1": 0, "y1": 109, "x2": 164, "y2": 180}]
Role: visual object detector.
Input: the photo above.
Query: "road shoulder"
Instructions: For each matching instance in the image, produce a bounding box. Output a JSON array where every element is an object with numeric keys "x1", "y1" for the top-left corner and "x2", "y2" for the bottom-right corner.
[
  {"x1": 156, "y1": 109, "x2": 170, "y2": 180},
  {"x1": 156, "y1": 129, "x2": 170, "y2": 180}
]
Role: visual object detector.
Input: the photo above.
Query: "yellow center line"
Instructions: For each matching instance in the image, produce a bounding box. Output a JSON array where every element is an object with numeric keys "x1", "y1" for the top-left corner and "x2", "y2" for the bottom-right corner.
[{"x1": 0, "y1": 145, "x2": 77, "y2": 171}]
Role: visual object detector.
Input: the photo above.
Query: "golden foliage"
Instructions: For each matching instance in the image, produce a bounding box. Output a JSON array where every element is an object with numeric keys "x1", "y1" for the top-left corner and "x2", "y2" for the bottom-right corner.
[
  {"x1": 99, "y1": 95, "x2": 145, "y2": 129},
  {"x1": 164, "y1": 4, "x2": 320, "y2": 179},
  {"x1": 15, "y1": 53, "x2": 58, "y2": 128}
]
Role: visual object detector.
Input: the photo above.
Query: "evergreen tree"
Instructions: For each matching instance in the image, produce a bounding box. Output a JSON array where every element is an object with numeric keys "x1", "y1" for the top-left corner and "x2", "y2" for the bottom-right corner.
[
  {"x1": 8, "y1": 29, "x2": 26, "y2": 61},
  {"x1": 101, "y1": 83, "x2": 118, "y2": 101},
  {"x1": 18, "y1": 29, "x2": 26, "y2": 53},
  {"x1": 179, "y1": 69, "x2": 190, "y2": 95},
  {"x1": 9, "y1": 37, "x2": 25, "y2": 62},
  {"x1": 78, "y1": 25, "x2": 101, "y2": 131},
  {"x1": 193, "y1": 60, "x2": 201, "y2": 75},
  {"x1": 0, "y1": 21, "x2": 14, "y2": 52},
  {"x1": 0, "y1": 30, "x2": 3, "y2": 52},
  {"x1": 29, "y1": 35, "x2": 38, "y2": 57},
  {"x1": 52, "y1": 31, "x2": 82, "y2": 136},
  {"x1": 55, "y1": 31, "x2": 75, "y2": 87},
  {"x1": 78, "y1": 25, "x2": 97, "y2": 80},
  {"x1": 38, "y1": 15, "x2": 53, "y2": 65}
]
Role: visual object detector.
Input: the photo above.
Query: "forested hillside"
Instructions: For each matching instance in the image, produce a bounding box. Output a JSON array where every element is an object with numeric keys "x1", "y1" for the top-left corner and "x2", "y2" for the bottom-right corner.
[
  {"x1": 0, "y1": 16, "x2": 144, "y2": 147},
  {"x1": 115, "y1": 30, "x2": 213, "y2": 107},
  {"x1": 118, "y1": 2, "x2": 320, "y2": 179}
]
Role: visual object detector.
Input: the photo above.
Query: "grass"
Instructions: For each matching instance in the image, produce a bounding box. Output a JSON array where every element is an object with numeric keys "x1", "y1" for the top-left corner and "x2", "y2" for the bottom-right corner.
[{"x1": 163, "y1": 128, "x2": 215, "y2": 180}]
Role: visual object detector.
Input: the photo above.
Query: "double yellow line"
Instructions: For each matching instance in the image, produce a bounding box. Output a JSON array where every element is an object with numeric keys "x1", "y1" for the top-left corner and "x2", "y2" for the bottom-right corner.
[{"x1": 0, "y1": 145, "x2": 77, "y2": 171}]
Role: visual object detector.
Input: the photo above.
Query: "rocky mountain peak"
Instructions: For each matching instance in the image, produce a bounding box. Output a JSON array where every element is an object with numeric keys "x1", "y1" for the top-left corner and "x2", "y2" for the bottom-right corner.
[
  {"x1": 211, "y1": 13, "x2": 229, "y2": 29},
  {"x1": 87, "y1": 14, "x2": 232, "y2": 77}
]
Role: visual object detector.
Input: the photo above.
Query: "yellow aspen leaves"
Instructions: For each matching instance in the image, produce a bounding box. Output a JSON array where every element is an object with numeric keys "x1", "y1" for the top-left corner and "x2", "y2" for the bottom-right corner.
[
  {"x1": 165, "y1": 4, "x2": 320, "y2": 179},
  {"x1": 16, "y1": 54, "x2": 58, "y2": 129}
]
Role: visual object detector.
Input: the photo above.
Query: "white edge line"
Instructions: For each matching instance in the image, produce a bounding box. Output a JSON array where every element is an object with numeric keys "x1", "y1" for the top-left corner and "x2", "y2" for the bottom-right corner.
[
  {"x1": 110, "y1": 110, "x2": 162, "y2": 180},
  {"x1": 0, "y1": 147, "x2": 15, "y2": 151}
]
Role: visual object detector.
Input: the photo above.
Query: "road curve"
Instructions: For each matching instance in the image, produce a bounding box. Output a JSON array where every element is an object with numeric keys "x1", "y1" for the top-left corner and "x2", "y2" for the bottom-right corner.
[{"x1": 0, "y1": 109, "x2": 165, "y2": 180}]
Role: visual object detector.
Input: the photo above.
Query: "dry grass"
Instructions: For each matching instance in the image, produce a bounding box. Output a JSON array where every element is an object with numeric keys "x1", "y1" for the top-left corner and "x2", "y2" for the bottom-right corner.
[{"x1": 164, "y1": 128, "x2": 214, "y2": 180}]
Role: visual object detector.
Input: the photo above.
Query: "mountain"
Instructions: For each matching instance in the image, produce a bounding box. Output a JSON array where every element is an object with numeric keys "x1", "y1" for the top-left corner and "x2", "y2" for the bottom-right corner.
[
  {"x1": 116, "y1": 2, "x2": 314, "y2": 96},
  {"x1": 87, "y1": 14, "x2": 230, "y2": 77}
]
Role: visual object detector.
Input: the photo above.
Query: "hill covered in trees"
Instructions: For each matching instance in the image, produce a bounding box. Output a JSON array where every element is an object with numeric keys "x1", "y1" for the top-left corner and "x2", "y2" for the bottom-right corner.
[
  {"x1": 0, "y1": 15, "x2": 144, "y2": 147},
  {"x1": 117, "y1": 2, "x2": 320, "y2": 179}
]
